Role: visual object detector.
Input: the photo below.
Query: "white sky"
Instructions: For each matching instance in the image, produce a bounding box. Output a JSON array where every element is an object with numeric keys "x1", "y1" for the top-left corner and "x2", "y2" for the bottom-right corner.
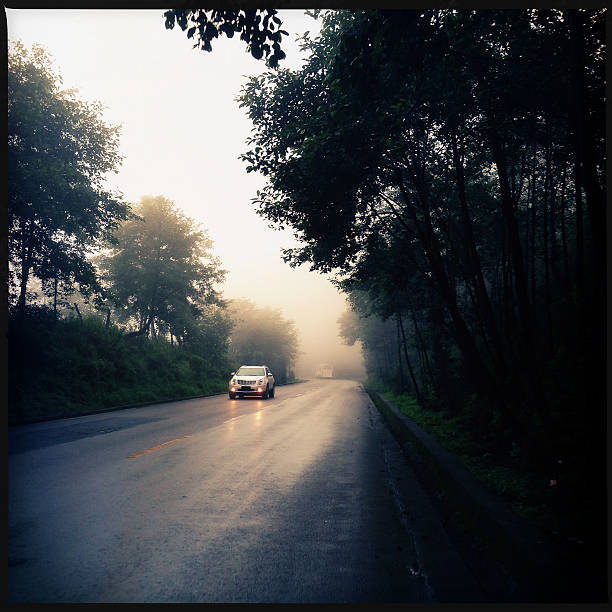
[{"x1": 6, "y1": 8, "x2": 365, "y2": 378}]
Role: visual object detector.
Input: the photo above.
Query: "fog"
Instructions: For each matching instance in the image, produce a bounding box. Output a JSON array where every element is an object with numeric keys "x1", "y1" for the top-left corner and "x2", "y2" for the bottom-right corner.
[{"x1": 7, "y1": 8, "x2": 366, "y2": 381}]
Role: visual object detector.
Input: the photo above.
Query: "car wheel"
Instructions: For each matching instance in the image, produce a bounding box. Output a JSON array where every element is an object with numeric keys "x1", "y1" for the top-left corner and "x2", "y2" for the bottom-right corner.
[
  {"x1": 263, "y1": 386, "x2": 269, "y2": 399},
  {"x1": 229, "y1": 392, "x2": 236, "y2": 399},
  {"x1": 270, "y1": 386, "x2": 275, "y2": 398}
]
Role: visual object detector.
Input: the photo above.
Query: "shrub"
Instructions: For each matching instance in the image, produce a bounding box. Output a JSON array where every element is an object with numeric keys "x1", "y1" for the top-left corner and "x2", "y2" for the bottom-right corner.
[{"x1": 8, "y1": 308, "x2": 227, "y2": 424}]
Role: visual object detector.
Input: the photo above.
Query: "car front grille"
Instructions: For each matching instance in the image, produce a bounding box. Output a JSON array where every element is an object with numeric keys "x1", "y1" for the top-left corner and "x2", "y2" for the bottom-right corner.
[{"x1": 237, "y1": 379, "x2": 254, "y2": 385}]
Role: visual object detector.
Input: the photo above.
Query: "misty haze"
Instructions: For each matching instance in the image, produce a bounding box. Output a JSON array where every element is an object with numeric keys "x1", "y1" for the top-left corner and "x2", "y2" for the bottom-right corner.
[{"x1": 8, "y1": 7, "x2": 606, "y2": 605}]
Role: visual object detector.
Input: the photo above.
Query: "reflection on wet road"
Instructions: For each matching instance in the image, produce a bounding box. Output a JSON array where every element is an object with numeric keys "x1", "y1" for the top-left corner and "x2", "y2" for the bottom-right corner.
[{"x1": 8, "y1": 379, "x2": 483, "y2": 603}]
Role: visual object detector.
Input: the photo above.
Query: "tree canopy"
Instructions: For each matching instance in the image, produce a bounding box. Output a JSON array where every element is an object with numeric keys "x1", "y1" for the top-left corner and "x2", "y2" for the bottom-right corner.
[
  {"x1": 100, "y1": 195, "x2": 226, "y2": 341},
  {"x1": 238, "y1": 8, "x2": 606, "y2": 515},
  {"x1": 164, "y1": 9, "x2": 288, "y2": 66},
  {"x1": 8, "y1": 40, "x2": 129, "y2": 313},
  {"x1": 226, "y1": 298, "x2": 299, "y2": 383}
]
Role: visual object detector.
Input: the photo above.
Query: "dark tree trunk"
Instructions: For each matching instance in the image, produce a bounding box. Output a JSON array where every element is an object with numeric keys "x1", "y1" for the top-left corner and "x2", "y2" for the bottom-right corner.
[
  {"x1": 397, "y1": 312, "x2": 421, "y2": 404},
  {"x1": 529, "y1": 151, "x2": 537, "y2": 309},
  {"x1": 575, "y1": 157, "x2": 584, "y2": 300},
  {"x1": 559, "y1": 165, "x2": 571, "y2": 295},
  {"x1": 450, "y1": 127, "x2": 507, "y2": 373},
  {"x1": 501, "y1": 228, "x2": 511, "y2": 337},
  {"x1": 569, "y1": 10, "x2": 605, "y2": 279},
  {"x1": 488, "y1": 126, "x2": 533, "y2": 346},
  {"x1": 542, "y1": 139, "x2": 553, "y2": 352},
  {"x1": 53, "y1": 275, "x2": 58, "y2": 316},
  {"x1": 547, "y1": 148, "x2": 560, "y2": 293},
  {"x1": 396, "y1": 171, "x2": 498, "y2": 403},
  {"x1": 395, "y1": 316, "x2": 405, "y2": 391},
  {"x1": 488, "y1": 125, "x2": 549, "y2": 428}
]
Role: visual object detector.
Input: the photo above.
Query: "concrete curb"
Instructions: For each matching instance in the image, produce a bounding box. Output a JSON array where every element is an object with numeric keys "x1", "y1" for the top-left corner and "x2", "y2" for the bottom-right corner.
[{"x1": 366, "y1": 387, "x2": 575, "y2": 601}]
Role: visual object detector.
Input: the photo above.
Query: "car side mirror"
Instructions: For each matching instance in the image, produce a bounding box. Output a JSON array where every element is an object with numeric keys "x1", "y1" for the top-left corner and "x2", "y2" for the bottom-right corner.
[{"x1": 230, "y1": 372, "x2": 235, "y2": 376}]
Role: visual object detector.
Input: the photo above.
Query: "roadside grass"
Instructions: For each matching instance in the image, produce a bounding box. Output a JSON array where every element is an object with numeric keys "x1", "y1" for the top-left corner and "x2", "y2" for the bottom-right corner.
[
  {"x1": 8, "y1": 311, "x2": 229, "y2": 425},
  {"x1": 8, "y1": 307, "x2": 308, "y2": 426},
  {"x1": 371, "y1": 383, "x2": 608, "y2": 596},
  {"x1": 380, "y1": 390, "x2": 551, "y2": 531}
]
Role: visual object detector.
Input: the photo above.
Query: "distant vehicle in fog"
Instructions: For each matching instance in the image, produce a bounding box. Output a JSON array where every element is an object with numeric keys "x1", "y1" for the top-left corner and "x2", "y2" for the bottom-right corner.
[{"x1": 315, "y1": 363, "x2": 334, "y2": 378}]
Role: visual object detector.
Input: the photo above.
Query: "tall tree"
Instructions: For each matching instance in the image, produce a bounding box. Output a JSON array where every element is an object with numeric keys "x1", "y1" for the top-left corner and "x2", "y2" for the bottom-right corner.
[
  {"x1": 100, "y1": 195, "x2": 226, "y2": 340},
  {"x1": 238, "y1": 8, "x2": 605, "y2": 457},
  {"x1": 227, "y1": 298, "x2": 299, "y2": 384},
  {"x1": 8, "y1": 41, "x2": 128, "y2": 312}
]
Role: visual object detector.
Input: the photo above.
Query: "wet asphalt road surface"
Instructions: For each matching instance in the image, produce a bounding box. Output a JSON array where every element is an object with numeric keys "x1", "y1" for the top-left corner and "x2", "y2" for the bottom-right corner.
[{"x1": 8, "y1": 379, "x2": 485, "y2": 603}]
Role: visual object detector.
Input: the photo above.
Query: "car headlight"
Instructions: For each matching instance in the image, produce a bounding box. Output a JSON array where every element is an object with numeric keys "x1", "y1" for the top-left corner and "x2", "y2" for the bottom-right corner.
[
  {"x1": 257, "y1": 379, "x2": 264, "y2": 385},
  {"x1": 231, "y1": 378, "x2": 237, "y2": 385}
]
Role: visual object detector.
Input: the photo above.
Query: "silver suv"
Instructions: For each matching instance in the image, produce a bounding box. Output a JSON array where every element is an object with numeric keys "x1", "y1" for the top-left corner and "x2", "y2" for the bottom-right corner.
[{"x1": 229, "y1": 365, "x2": 275, "y2": 399}]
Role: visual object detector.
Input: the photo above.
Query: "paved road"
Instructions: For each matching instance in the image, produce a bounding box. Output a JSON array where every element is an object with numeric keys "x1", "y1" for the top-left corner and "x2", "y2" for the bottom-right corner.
[{"x1": 8, "y1": 379, "x2": 485, "y2": 603}]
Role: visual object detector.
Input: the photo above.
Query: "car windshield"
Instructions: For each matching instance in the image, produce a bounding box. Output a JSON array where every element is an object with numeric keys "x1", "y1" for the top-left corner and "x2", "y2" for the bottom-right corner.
[{"x1": 236, "y1": 367, "x2": 265, "y2": 376}]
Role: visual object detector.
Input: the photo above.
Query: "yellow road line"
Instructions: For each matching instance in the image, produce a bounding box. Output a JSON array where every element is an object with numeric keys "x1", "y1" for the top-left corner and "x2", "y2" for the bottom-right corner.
[{"x1": 128, "y1": 435, "x2": 191, "y2": 459}]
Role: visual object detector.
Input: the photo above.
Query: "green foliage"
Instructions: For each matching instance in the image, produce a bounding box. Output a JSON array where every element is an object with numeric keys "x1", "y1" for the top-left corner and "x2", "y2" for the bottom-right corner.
[
  {"x1": 385, "y1": 391, "x2": 537, "y2": 520},
  {"x1": 99, "y1": 195, "x2": 226, "y2": 340},
  {"x1": 8, "y1": 308, "x2": 227, "y2": 425},
  {"x1": 340, "y1": 304, "x2": 400, "y2": 389},
  {"x1": 164, "y1": 9, "x2": 288, "y2": 67},
  {"x1": 179, "y1": 304, "x2": 234, "y2": 373},
  {"x1": 383, "y1": 386, "x2": 605, "y2": 539},
  {"x1": 240, "y1": 11, "x2": 605, "y2": 546},
  {"x1": 226, "y1": 298, "x2": 299, "y2": 384},
  {"x1": 8, "y1": 40, "x2": 129, "y2": 311}
]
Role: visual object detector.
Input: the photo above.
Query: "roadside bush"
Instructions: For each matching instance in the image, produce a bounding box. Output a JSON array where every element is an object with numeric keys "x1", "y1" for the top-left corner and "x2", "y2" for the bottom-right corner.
[
  {"x1": 8, "y1": 308, "x2": 227, "y2": 424},
  {"x1": 383, "y1": 390, "x2": 546, "y2": 527}
]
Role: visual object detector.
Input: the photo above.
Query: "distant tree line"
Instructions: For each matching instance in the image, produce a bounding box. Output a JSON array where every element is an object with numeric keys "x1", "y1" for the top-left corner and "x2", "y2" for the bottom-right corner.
[
  {"x1": 237, "y1": 6, "x2": 605, "y2": 537},
  {"x1": 226, "y1": 298, "x2": 299, "y2": 381},
  {"x1": 7, "y1": 41, "x2": 299, "y2": 423}
]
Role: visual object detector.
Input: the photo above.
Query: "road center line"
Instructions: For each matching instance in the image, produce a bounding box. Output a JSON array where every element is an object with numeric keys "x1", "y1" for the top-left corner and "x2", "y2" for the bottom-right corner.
[
  {"x1": 223, "y1": 414, "x2": 250, "y2": 424},
  {"x1": 128, "y1": 435, "x2": 191, "y2": 459}
]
